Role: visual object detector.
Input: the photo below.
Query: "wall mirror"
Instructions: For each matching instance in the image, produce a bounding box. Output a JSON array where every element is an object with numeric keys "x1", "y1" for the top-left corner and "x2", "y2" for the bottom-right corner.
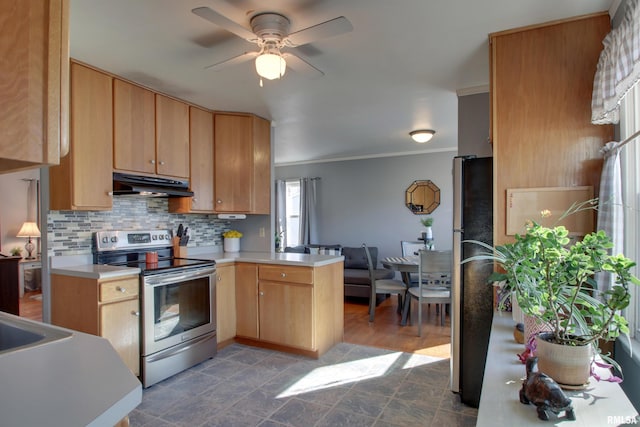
[{"x1": 405, "y1": 180, "x2": 440, "y2": 214}]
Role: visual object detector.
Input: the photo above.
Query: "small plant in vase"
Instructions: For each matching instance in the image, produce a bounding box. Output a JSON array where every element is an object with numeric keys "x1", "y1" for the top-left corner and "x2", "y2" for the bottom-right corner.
[
  {"x1": 420, "y1": 216, "x2": 434, "y2": 239},
  {"x1": 10, "y1": 247, "x2": 22, "y2": 257},
  {"x1": 222, "y1": 230, "x2": 243, "y2": 252},
  {"x1": 464, "y1": 200, "x2": 640, "y2": 388}
]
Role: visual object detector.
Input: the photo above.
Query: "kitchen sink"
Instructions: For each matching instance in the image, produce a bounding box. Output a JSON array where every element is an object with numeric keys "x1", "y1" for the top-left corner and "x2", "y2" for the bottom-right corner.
[{"x1": 0, "y1": 312, "x2": 72, "y2": 355}]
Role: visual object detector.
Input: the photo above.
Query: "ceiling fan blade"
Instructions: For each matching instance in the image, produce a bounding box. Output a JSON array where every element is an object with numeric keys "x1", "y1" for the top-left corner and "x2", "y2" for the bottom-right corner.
[
  {"x1": 205, "y1": 51, "x2": 259, "y2": 72},
  {"x1": 283, "y1": 53, "x2": 324, "y2": 78},
  {"x1": 286, "y1": 16, "x2": 353, "y2": 47},
  {"x1": 192, "y1": 6, "x2": 257, "y2": 42}
]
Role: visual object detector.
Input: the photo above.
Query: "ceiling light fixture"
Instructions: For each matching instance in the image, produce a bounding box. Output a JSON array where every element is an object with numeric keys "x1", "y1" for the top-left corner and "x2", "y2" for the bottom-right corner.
[
  {"x1": 255, "y1": 41, "x2": 286, "y2": 81},
  {"x1": 410, "y1": 129, "x2": 436, "y2": 143}
]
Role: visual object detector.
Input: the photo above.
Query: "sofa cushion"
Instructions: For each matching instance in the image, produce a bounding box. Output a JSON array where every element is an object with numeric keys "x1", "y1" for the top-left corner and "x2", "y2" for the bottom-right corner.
[
  {"x1": 307, "y1": 244, "x2": 342, "y2": 255},
  {"x1": 344, "y1": 267, "x2": 394, "y2": 285},
  {"x1": 342, "y1": 246, "x2": 376, "y2": 269},
  {"x1": 284, "y1": 245, "x2": 309, "y2": 254}
]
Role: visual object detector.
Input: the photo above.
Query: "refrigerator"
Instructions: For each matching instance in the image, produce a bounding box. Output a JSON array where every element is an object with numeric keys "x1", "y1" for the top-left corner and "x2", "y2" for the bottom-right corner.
[{"x1": 451, "y1": 155, "x2": 494, "y2": 408}]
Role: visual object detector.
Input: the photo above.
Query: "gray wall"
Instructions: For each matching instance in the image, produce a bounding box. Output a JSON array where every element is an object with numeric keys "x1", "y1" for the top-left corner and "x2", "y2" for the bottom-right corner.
[
  {"x1": 275, "y1": 151, "x2": 456, "y2": 263},
  {"x1": 458, "y1": 92, "x2": 491, "y2": 158}
]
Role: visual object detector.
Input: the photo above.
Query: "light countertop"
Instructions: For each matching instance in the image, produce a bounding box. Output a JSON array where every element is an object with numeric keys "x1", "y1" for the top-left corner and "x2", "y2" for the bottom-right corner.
[
  {"x1": 477, "y1": 313, "x2": 639, "y2": 426},
  {"x1": 0, "y1": 312, "x2": 141, "y2": 426},
  {"x1": 50, "y1": 263, "x2": 141, "y2": 280}
]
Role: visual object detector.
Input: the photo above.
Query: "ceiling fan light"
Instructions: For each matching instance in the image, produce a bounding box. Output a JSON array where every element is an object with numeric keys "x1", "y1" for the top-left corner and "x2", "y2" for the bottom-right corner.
[
  {"x1": 410, "y1": 129, "x2": 435, "y2": 143},
  {"x1": 255, "y1": 53, "x2": 286, "y2": 80}
]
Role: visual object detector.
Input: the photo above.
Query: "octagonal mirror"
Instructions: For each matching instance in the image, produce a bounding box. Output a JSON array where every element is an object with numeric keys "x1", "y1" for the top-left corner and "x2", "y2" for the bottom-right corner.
[{"x1": 405, "y1": 180, "x2": 440, "y2": 214}]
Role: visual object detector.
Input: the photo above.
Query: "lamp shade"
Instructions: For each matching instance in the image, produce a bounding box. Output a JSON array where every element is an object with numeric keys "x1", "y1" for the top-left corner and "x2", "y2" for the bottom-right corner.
[
  {"x1": 410, "y1": 129, "x2": 436, "y2": 143},
  {"x1": 255, "y1": 53, "x2": 286, "y2": 80},
  {"x1": 17, "y1": 221, "x2": 41, "y2": 238}
]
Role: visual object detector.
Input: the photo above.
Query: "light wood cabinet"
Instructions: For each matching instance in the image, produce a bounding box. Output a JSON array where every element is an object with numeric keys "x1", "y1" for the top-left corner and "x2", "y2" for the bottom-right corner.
[
  {"x1": 113, "y1": 79, "x2": 156, "y2": 174},
  {"x1": 0, "y1": 0, "x2": 69, "y2": 173},
  {"x1": 235, "y1": 263, "x2": 259, "y2": 339},
  {"x1": 490, "y1": 13, "x2": 613, "y2": 246},
  {"x1": 51, "y1": 274, "x2": 140, "y2": 375},
  {"x1": 235, "y1": 261, "x2": 343, "y2": 357},
  {"x1": 214, "y1": 113, "x2": 271, "y2": 214},
  {"x1": 155, "y1": 94, "x2": 190, "y2": 178},
  {"x1": 49, "y1": 63, "x2": 113, "y2": 210},
  {"x1": 215, "y1": 264, "x2": 236, "y2": 344},
  {"x1": 169, "y1": 106, "x2": 214, "y2": 213}
]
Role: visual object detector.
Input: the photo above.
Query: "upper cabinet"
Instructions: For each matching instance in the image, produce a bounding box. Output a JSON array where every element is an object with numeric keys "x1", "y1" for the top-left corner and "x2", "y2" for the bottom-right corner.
[
  {"x1": 0, "y1": 0, "x2": 69, "y2": 173},
  {"x1": 113, "y1": 79, "x2": 156, "y2": 174},
  {"x1": 186, "y1": 106, "x2": 215, "y2": 212},
  {"x1": 49, "y1": 63, "x2": 113, "y2": 211},
  {"x1": 214, "y1": 113, "x2": 271, "y2": 214},
  {"x1": 155, "y1": 94, "x2": 190, "y2": 178},
  {"x1": 490, "y1": 13, "x2": 613, "y2": 246}
]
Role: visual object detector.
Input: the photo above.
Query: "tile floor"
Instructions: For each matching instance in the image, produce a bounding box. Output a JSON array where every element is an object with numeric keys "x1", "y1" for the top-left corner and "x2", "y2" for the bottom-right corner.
[{"x1": 129, "y1": 343, "x2": 477, "y2": 426}]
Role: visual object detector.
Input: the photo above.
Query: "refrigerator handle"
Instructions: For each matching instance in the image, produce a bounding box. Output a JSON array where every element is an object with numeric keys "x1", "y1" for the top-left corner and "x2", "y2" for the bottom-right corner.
[{"x1": 451, "y1": 229, "x2": 462, "y2": 393}]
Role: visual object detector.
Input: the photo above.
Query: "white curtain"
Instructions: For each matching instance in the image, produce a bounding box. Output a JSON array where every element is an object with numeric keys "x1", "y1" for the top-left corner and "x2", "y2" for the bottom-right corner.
[
  {"x1": 592, "y1": 0, "x2": 640, "y2": 124},
  {"x1": 596, "y1": 142, "x2": 624, "y2": 292},
  {"x1": 275, "y1": 179, "x2": 287, "y2": 246},
  {"x1": 299, "y1": 178, "x2": 319, "y2": 245}
]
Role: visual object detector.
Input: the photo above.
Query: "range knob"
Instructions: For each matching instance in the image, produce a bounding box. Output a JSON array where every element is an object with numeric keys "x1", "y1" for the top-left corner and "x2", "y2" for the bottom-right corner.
[
  {"x1": 159, "y1": 235, "x2": 164, "y2": 240},
  {"x1": 152, "y1": 235, "x2": 157, "y2": 240},
  {"x1": 101, "y1": 236, "x2": 109, "y2": 244},
  {"x1": 165, "y1": 234, "x2": 170, "y2": 240},
  {"x1": 110, "y1": 236, "x2": 118, "y2": 243}
]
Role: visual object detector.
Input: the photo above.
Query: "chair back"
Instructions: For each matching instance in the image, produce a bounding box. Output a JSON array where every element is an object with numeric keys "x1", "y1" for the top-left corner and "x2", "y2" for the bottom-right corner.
[
  {"x1": 418, "y1": 249, "x2": 452, "y2": 286},
  {"x1": 362, "y1": 244, "x2": 376, "y2": 283},
  {"x1": 401, "y1": 241, "x2": 424, "y2": 257}
]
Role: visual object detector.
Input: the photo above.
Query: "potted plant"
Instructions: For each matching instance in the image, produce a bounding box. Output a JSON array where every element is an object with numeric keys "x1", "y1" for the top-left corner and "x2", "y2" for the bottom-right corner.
[
  {"x1": 464, "y1": 200, "x2": 639, "y2": 387},
  {"x1": 222, "y1": 230, "x2": 243, "y2": 252},
  {"x1": 420, "y1": 216, "x2": 434, "y2": 240}
]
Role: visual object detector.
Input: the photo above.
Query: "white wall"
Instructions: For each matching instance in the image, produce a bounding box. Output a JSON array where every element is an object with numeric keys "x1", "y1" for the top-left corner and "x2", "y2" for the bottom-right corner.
[
  {"x1": 0, "y1": 168, "x2": 40, "y2": 255},
  {"x1": 275, "y1": 151, "x2": 457, "y2": 262}
]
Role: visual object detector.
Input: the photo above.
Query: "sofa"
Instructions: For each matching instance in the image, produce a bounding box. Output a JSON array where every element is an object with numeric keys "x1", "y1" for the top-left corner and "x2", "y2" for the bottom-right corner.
[{"x1": 284, "y1": 244, "x2": 394, "y2": 299}]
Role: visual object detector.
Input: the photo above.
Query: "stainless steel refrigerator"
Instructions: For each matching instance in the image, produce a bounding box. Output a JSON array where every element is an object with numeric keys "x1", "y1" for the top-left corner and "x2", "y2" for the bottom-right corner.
[{"x1": 451, "y1": 155, "x2": 494, "y2": 408}]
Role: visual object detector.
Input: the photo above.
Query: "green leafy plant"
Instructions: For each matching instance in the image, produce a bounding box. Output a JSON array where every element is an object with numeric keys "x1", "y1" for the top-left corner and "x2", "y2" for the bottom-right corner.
[
  {"x1": 420, "y1": 216, "x2": 434, "y2": 227},
  {"x1": 222, "y1": 230, "x2": 243, "y2": 238},
  {"x1": 464, "y1": 199, "x2": 640, "y2": 373},
  {"x1": 10, "y1": 247, "x2": 22, "y2": 257}
]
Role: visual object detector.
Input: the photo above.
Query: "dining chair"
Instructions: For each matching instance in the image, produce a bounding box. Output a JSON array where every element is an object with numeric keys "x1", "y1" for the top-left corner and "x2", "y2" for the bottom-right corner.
[
  {"x1": 404, "y1": 249, "x2": 452, "y2": 336},
  {"x1": 363, "y1": 244, "x2": 408, "y2": 323},
  {"x1": 400, "y1": 240, "x2": 425, "y2": 284}
]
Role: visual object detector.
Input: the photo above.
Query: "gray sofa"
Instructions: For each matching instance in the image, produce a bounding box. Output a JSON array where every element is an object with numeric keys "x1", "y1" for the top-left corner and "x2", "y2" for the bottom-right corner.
[{"x1": 284, "y1": 244, "x2": 394, "y2": 299}]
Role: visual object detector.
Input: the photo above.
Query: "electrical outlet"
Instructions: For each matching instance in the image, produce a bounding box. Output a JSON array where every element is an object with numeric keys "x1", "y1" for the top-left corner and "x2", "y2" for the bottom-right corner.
[{"x1": 259, "y1": 227, "x2": 265, "y2": 237}]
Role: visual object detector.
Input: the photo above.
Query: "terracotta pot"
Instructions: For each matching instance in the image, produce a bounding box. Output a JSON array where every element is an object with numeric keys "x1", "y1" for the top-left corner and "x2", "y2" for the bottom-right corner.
[{"x1": 536, "y1": 332, "x2": 592, "y2": 389}]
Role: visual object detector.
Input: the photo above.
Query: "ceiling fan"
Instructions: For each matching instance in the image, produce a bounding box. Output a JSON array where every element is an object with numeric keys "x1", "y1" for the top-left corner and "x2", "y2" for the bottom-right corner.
[{"x1": 192, "y1": 6, "x2": 353, "y2": 84}]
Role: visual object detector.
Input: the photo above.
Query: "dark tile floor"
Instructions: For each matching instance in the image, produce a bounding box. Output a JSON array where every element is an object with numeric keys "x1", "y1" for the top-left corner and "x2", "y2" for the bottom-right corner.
[{"x1": 129, "y1": 343, "x2": 477, "y2": 426}]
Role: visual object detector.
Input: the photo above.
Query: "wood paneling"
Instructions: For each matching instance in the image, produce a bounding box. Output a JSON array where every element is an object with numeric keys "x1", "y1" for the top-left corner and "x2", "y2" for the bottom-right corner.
[{"x1": 490, "y1": 13, "x2": 613, "y2": 245}]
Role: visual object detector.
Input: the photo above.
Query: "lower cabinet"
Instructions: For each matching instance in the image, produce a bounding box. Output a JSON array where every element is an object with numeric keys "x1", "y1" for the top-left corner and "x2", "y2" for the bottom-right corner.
[
  {"x1": 215, "y1": 263, "x2": 236, "y2": 344},
  {"x1": 51, "y1": 274, "x2": 140, "y2": 375},
  {"x1": 234, "y1": 261, "x2": 344, "y2": 357}
]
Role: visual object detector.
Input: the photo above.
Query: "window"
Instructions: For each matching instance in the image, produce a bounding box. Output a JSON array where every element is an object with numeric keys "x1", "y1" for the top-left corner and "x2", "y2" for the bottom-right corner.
[
  {"x1": 620, "y1": 83, "x2": 640, "y2": 340},
  {"x1": 284, "y1": 180, "x2": 301, "y2": 247}
]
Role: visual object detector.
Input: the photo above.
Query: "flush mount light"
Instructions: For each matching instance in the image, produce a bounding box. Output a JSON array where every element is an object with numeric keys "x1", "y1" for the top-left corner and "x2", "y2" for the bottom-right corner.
[
  {"x1": 410, "y1": 129, "x2": 436, "y2": 143},
  {"x1": 255, "y1": 41, "x2": 286, "y2": 81}
]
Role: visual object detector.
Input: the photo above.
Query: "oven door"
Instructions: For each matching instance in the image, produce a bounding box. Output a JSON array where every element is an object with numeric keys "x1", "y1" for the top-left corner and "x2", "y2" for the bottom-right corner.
[{"x1": 142, "y1": 266, "x2": 216, "y2": 356}]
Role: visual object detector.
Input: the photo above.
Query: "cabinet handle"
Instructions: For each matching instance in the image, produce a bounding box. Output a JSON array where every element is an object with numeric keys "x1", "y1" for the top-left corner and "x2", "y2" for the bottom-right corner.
[
  {"x1": 216, "y1": 199, "x2": 223, "y2": 204},
  {"x1": 159, "y1": 161, "x2": 166, "y2": 165},
  {"x1": 259, "y1": 291, "x2": 264, "y2": 296},
  {"x1": 132, "y1": 311, "x2": 140, "y2": 317},
  {"x1": 280, "y1": 272, "x2": 286, "y2": 278},
  {"x1": 150, "y1": 159, "x2": 156, "y2": 164},
  {"x1": 107, "y1": 191, "x2": 114, "y2": 196},
  {"x1": 116, "y1": 286, "x2": 127, "y2": 293},
  {"x1": 217, "y1": 275, "x2": 222, "y2": 281}
]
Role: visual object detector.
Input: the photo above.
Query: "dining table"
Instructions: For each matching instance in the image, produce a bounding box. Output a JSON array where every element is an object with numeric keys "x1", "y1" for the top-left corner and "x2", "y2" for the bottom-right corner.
[{"x1": 381, "y1": 256, "x2": 419, "y2": 326}]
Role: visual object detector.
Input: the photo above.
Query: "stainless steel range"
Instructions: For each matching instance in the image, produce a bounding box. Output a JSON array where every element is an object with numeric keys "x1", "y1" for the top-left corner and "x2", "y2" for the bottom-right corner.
[{"x1": 93, "y1": 229, "x2": 217, "y2": 388}]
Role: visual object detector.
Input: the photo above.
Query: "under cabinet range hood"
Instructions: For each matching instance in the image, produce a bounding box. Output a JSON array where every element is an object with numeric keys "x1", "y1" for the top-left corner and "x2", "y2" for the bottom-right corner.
[{"x1": 112, "y1": 173, "x2": 194, "y2": 197}]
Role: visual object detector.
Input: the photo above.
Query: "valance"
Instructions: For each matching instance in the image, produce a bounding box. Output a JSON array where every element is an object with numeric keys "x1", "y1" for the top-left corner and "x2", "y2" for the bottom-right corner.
[{"x1": 592, "y1": 0, "x2": 640, "y2": 124}]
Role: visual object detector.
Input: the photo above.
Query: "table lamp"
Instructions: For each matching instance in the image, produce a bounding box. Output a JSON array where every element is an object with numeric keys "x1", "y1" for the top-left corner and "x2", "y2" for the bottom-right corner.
[{"x1": 16, "y1": 221, "x2": 40, "y2": 259}]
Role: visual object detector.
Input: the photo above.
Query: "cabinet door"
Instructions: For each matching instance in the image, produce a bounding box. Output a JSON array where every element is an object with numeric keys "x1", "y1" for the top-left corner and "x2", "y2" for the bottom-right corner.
[
  {"x1": 113, "y1": 79, "x2": 156, "y2": 174},
  {"x1": 252, "y1": 116, "x2": 271, "y2": 214},
  {"x1": 189, "y1": 107, "x2": 215, "y2": 211},
  {"x1": 214, "y1": 114, "x2": 252, "y2": 212},
  {"x1": 155, "y1": 94, "x2": 189, "y2": 178},
  {"x1": 235, "y1": 263, "x2": 258, "y2": 339},
  {"x1": 0, "y1": 0, "x2": 69, "y2": 172},
  {"x1": 216, "y1": 264, "x2": 236, "y2": 343},
  {"x1": 259, "y1": 281, "x2": 313, "y2": 350},
  {"x1": 50, "y1": 63, "x2": 112, "y2": 210},
  {"x1": 100, "y1": 299, "x2": 140, "y2": 376}
]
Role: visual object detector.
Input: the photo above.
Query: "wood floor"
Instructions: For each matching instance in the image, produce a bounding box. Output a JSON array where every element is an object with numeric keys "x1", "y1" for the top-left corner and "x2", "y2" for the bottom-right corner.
[{"x1": 19, "y1": 292, "x2": 451, "y2": 359}]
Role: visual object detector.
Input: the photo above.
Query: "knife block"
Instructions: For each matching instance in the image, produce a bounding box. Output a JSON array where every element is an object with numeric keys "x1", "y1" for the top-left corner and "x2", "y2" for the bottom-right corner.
[{"x1": 172, "y1": 237, "x2": 188, "y2": 258}]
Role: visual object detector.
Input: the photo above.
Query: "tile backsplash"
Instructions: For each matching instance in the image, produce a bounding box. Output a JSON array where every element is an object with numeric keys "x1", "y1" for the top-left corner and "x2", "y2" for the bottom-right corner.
[{"x1": 48, "y1": 197, "x2": 230, "y2": 256}]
